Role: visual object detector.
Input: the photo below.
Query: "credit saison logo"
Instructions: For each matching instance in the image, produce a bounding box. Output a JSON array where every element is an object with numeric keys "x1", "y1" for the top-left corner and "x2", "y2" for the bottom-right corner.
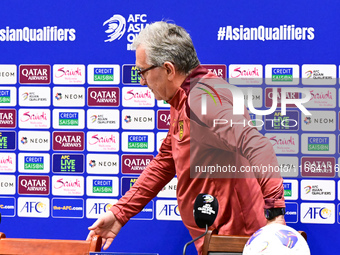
[
  {"x1": 283, "y1": 182, "x2": 292, "y2": 197},
  {"x1": 87, "y1": 65, "x2": 120, "y2": 85},
  {"x1": 272, "y1": 68, "x2": 293, "y2": 82},
  {"x1": 122, "y1": 65, "x2": 141, "y2": 85},
  {"x1": 0, "y1": 90, "x2": 10, "y2": 103},
  {"x1": 94, "y1": 67, "x2": 114, "y2": 81},
  {"x1": 52, "y1": 154, "x2": 84, "y2": 173},
  {"x1": 53, "y1": 132, "x2": 84, "y2": 151},
  {"x1": 92, "y1": 180, "x2": 113, "y2": 194},
  {"x1": 0, "y1": 26, "x2": 76, "y2": 42},
  {"x1": 0, "y1": 109, "x2": 16, "y2": 128},
  {"x1": 308, "y1": 137, "x2": 329, "y2": 151},
  {"x1": 87, "y1": 177, "x2": 118, "y2": 197},
  {"x1": 128, "y1": 135, "x2": 148, "y2": 149},
  {"x1": 24, "y1": 156, "x2": 44, "y2": 170},
  {"x1": 103, "y1": 14, "x2": 148, "y2": 50},
  {"x1": 88, "y1": 87, "x2": 119, "y2": 107},
  {"x1": 19, "y1": 65, "x2": 51, "y2": 84},
  {"x1": 59, "y1": 112, "x2": 79, "y2": 126}
]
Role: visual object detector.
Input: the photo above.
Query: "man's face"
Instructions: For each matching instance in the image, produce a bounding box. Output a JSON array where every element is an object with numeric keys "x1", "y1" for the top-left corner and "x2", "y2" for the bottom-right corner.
[{"x1": 135, "y1": 46, "x2": 168, "y2": 101}]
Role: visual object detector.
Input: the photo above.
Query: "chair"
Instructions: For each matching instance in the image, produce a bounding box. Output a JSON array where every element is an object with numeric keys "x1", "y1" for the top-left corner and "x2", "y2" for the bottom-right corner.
[
  {"x1": 0, "y1": 232, "x2": 102, "y2": 255},
  {"x1": 202, "y1": 229, "x2": 307, "y2": 255}
]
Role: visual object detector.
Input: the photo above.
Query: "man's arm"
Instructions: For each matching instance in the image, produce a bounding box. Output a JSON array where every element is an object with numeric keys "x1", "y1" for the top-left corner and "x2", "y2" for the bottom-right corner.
[{"x1": 87, "y1": 130, "x2": 176, "y2": 249}]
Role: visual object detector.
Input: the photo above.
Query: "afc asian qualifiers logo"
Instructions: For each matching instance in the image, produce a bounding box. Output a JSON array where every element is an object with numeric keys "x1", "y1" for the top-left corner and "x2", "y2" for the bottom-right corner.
[
  {"x1": 19, "y1": 65, "x2": 51, "y2": 84},
  {"x1": 103, "y1": 14, "x2": 148, "y2": 50}
]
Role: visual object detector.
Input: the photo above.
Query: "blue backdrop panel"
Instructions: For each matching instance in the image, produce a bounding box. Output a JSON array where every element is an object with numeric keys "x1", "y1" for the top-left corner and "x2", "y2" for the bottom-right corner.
[{"x1": 0, "y1": 1, "x2": 339, "y2": 254}]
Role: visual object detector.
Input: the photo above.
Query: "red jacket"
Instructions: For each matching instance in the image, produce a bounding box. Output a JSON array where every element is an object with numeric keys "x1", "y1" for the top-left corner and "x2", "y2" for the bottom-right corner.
[{"x1": 111, "y1": 66, "x2": 285, "y2": 254}]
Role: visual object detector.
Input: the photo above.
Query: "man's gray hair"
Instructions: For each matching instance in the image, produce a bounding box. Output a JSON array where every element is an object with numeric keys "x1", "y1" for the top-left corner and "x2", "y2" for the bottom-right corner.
[{"x1": 132, "y1": 21, "x2": 200, "y2": 74}]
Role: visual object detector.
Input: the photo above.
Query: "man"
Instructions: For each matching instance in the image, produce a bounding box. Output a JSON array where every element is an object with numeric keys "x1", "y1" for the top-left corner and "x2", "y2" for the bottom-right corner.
[{"x1": 87, "y1": 21, "x2": 285, "y2": 254}]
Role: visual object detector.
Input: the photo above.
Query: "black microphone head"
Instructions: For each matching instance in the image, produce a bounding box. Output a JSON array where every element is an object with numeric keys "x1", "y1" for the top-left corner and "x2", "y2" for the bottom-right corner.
[{"x1": 193, "y1": 193, "x2": 218, "y2": 228}]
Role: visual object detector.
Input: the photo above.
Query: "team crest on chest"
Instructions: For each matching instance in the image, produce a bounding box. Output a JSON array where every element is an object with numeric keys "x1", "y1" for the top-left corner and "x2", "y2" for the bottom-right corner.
[{"x1": 179, "y1": 120, "x2": 184, "y2": 140}]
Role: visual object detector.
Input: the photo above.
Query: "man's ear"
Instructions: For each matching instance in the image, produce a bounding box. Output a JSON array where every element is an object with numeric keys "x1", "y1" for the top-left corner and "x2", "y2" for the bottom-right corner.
[{"x1": 163, "y1": 62, "x2": 176, "y2": 80}]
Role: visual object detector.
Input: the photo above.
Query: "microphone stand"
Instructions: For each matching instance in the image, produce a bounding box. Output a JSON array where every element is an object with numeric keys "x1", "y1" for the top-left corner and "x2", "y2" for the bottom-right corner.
[{"x1": 183, "y1": 224, "x2": 208, "y2": 255}]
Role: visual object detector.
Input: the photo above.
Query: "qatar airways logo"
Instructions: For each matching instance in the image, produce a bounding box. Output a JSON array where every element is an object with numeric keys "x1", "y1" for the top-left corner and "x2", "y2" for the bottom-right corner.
[
  {"x1": 195, "y1": 80, "x2": 311, "y2": 116},
  {"x1": 228, "y1": 64, "x2": 263, "y2": 85},
  {"x1": 122, "y1": 87, "x2": 154, "y2": 107},
  {"x1": 52, "y1": 132, "x2": 84, "y2": 151},
  {"x1": 266, "y1": 134, "x2": 299, "y2": 154},
  {"x1": 53, "y1": 65, "x2": 85, "y2": 85},
  {"x1": 87, "y1": 132, "x2": 119, "y2": 152},
  {"x1": 19, "y1": 109, "x2": 50, "y2": 129},
  {"x1": 88, "y1": 87, "x2": 119, "y2": 107}
]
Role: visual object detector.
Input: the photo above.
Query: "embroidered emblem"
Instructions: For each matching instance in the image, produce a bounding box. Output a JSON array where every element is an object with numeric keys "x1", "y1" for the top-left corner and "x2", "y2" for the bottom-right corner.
[{"x1": 179, "y1": 120, "x2": 184, "y2": 140}]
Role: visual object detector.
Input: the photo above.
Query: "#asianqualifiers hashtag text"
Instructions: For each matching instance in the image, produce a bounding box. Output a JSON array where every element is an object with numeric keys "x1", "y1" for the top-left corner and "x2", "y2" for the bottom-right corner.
[{"x1": 217, "y1": 25, "x2": 315, "y2": 41}]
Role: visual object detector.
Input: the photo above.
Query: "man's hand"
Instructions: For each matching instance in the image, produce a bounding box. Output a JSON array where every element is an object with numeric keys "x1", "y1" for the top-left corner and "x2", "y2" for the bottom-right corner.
[
  {"x1": 87, "y1": 211, "x2": 123, "y2": 250},
  {"x1": 266, "y1": 215, "x2": 286, "y2": 225}
]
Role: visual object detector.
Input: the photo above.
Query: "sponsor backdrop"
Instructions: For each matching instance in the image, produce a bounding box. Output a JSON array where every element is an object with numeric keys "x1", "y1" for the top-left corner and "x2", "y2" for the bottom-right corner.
[{"x1": 0, "y1": 1, "x2": 339, "y2": 254}]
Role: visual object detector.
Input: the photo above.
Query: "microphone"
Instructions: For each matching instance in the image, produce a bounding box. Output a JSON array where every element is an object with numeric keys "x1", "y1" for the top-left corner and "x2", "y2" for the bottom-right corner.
[{"x1": 183, "y1": 194, "x2": 219, "y2": 255}]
